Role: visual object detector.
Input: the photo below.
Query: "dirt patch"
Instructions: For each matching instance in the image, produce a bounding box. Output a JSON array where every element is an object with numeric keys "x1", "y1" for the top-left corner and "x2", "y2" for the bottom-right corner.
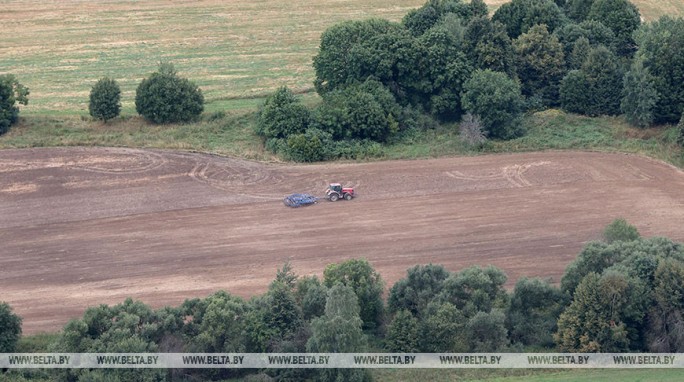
[{"x1": 1, "y1": 148, "x2": 683, "y2": 334}]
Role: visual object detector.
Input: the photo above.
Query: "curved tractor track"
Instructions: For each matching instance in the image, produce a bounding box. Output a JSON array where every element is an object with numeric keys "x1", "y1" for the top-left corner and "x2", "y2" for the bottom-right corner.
[{"x1": 1, "y1": 147, "x2": 684, "y2": 333}]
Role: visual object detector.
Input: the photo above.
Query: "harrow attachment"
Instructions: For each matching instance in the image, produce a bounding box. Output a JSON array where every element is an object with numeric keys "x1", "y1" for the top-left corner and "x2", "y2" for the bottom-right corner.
[{"x1": 283, "y1": 193, "x2": 318, "y2": 208}]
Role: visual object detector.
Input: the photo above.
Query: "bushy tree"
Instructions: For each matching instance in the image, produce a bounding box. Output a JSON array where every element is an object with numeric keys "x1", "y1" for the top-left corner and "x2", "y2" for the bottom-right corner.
[
  {"x1": 587, "y1": 0, "x2": 640, "y2": 56},
  {"x1": 634, "y1": 16, "x2": 684, "y2": 124},
  {"x1": 560, "y1": 45, "x2": 622, "y2": 116},
  {"x1": 385, "y1": 310, "x2": 420, "y2": 352},
  {"x1": 514, "y1": 24, "x2": 566, "y2": 106},
  {"x1": 285, "y1": 128, "x2": 333, "y2": 162},
  {"x1": 307, "y1": 284, "x2": 370, "y2": 382},
  {"x1": 506, "y1": 278, "x2": 567, "y2": 347},
  {"x1": 387, "y1": 264, "x2": 450, "y2": 316},
  {"x1": 461, "y1": 69, "x2": 524, "y2": 140},
  {"x1": 183, "y1": 291, "x2": 248, "y2": 353},
  {"x1": 565, "y1": 0, "x2": 596, "y2": 22},
  {"x1": 419, "y1": 301, "x2": 467, "y2": 352},
  {"x1": 0, "y1": 74, "x2": 29, "y2": 135},
  {"x1": 492, "y1": 0, "x2": 567, "y2": 39},
  {"x1": 313, "y1": 18, "x2": 402, "y2": 94},
  {"x1": 465, "y1": 309, "x2": 509, "y2": 351},
  {"x1": 135, "y1": 63, "x2": 204, "y2": 124},
  {"x1": 437, "y1": 265, "x2": 509, "y2": 317},
  {"x1": 323, "y1": 259, "x2": 384, "y2": 329},
  {"x1": 256, "y1": 86, "x2": 309, "y2": 140},
  {"x1": 0, "y1": 302, "x2": 22, "y2": 352},
  {"x1": 403, "y1": 0, "x2": 471, "y2": 36},
  {"x1": 646, "y1": 259, "x2": 684, "y2": 352},
  {"x1": 295, "y1": 276, "x2": 328, "y2": 320},
  {"x1": 603, "y1": 218, "x2": 640, "y2": 243},
  {"x1": 463, "y1": 16, "x2": 517, "y2": 77},
  {"x1": 568, "y1": 36, "x2": 591, "y2": 69},
  {"x1": 89, "y1": 77, "x2": 121, "y2": 122},
  {"x1": 554, "y1": 20, "x2": 616, "y2": 61},
  {"x1": 555, "y1": 271, "x2": 648, "y2": 352}
]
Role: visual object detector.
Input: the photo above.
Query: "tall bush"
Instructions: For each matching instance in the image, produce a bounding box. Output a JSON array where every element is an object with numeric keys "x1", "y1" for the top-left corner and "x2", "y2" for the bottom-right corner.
[{"x1": 135, "y1": 63, "x2": 204, "y2": 124}]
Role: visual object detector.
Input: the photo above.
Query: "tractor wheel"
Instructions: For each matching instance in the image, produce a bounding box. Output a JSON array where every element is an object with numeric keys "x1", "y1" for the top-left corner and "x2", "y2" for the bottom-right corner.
[
  {"x1": 329, "y1": 194, "x2": 339, "y2": 202},
  {"x1": 344, "y1": 193, "x2": 353, "y2": 201}
]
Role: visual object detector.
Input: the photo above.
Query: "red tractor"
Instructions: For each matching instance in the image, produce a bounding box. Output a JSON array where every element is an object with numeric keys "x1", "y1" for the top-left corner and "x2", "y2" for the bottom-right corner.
[{"x1": 326, "y1": 183, "x2": 354, "y2": 202}]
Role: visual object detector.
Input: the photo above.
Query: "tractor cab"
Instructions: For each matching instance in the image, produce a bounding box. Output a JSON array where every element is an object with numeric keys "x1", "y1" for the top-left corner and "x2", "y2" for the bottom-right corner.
[{"x1": 326, "y1": 183, "x2": 354, "y2": 202}]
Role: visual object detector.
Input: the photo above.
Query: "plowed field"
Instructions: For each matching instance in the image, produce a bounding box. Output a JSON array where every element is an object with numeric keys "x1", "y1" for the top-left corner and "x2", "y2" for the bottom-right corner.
[{"x1": 2, "y1": 148, "x2": 683, "y2": 333}]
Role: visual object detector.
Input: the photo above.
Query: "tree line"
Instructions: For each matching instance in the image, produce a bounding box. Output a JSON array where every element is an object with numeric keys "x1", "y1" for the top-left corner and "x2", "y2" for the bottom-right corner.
[
  {"x1": 257, "y1": 0, "x2": 684, "y2": 161},
  {"x1": 2, "y1": 219, "x2": 683, "y2": 381}
]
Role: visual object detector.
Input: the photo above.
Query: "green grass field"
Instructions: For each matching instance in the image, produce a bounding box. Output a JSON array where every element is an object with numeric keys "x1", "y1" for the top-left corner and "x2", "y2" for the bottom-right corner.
[{"x1": 1, "y1": 0, "x2": 682, "y2": 116}]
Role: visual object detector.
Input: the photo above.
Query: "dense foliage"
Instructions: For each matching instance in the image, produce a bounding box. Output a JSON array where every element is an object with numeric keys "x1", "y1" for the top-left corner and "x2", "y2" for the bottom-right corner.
[
  {"x1": 89, "y1": 77, "x2": 121, "y2": 122},
  {"x1": 0, "y1": 74, "x2": 29, "y2": 135},
  {"x1": 0, "y1": 302, "x2": 22, "y2": 352},
  {"x1": 135, "y1": 63, "x2": 204, "y2": 124}
]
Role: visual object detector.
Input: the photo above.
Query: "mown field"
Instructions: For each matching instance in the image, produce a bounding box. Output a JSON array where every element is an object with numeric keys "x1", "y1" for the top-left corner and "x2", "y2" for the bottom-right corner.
[{"x1": 1, "y1": 0, "x2": 682, "y2": 116}]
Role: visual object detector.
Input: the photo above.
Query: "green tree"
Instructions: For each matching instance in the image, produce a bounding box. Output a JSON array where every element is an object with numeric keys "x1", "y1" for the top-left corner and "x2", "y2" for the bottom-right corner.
[
  {"x1": 183, "y1": 291, "x2": 248, "y2": 353},
  {"x1": 323, "y1": 259, "x2": 384, "y2": 329},
  {"x1": 560, "y1": 45, "x2": 622, "y2": 116},
  {"x1": 634, "y1": 16, "x2": 684, "y2": 124},
  {"x1": 307, "y1": 284, "x2": 370, "y2": 382},
  {"x1": 465, "y1": 309, "x2": 509, "y2": 351},
  {"x1": 437, "y1": 265, "x2": 509, "y2": 317},
  {"x1": 0, "y1": 302, "x2": 22, "y2": 352},
  {"x1": 646, "y1": 259, "x2": 684, "y2": 352},
  {"x1": 492, "y1": 0, "x2": 567, "y2": 39},
  {"x1": 554, "y1": 20, "x2": 616, "y2": 61},
  {"x1": 135, "y1": 63, "x2": 204, "y2": 124},
  {"x1": 461, "y1": 69, "x2": 524, "y2": 140},
  {"x1": 587, "y1": 0, "x2": 640, "y2": 56},
  {"x1": 514, "y1": 24, "x2": 566, "y2": 106},
  {"x1": 565, "y1": 0, "x2": 596, "y2": 22},
  {"x1": 295, "y1": 276, "x2": 328, "y2": 320},
  {"x1": 463, "y1": 16, "x2": 517, "y2": 78},
  {"x1": 256, "y1": 86, "x2": 310, "y2": 140},
  {"x1": 387, "y1": 264, "x2": 450, "y2": 316},
  {"x1": 568, "y1": 36, "x2": 591, "y2": 69},
  {"x1": 603, "y1": 218, "x2": 640, "y2": 243},
  {"x1": 403, "y1": 0, "x2": 471, "y2": 36},
  {"x1": 313, "y1": 18, "x2": 402, "y2": 94},
  {"x1": 0, "y1": 74, "x2": 29, "y2": 135},
  {"x1": 506, "y1": 278, "x2": 567, "y2": 347},
  {"x1": 419, "y1": 301, "x2": 467, "y2": 352},
  {"x1": 555, "y1": 271, "x2": 648, "y2": 352},
  {"x1": 89, "y1": 77, "x2": 121, "y2": 123},
  {"x1": 385, "y1": 310, "x2": 420, "y2": 352}
]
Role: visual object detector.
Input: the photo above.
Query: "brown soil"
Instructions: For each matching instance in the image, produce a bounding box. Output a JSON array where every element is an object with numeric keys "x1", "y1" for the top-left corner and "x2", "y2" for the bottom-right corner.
[{"x1": 1, "y1": 148, "x2": 683, "y2": 334}]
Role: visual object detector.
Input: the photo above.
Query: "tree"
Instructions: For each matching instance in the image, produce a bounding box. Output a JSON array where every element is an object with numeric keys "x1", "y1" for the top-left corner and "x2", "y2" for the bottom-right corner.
[
  {"x1": 313, "y1": 18, "x2": 402, "y2": 94},
  {"x1": 295, "y1": 276, "x2": 328, "y2": 320},
  {"x1": 307, "y1": 284, "x2": 370, "y2": 382},
  {"x1": 89, "y1": 77, "x2": 121, "y2": 122},
  {"x1": 437, "y1": 265, "x2": 509, "y2": 317},
  {"x1": 555, "y1": 271, "x2": 648, "y2": 352},
  {"x1": 587, "y1": 0, "x2": 640, "y2": 56},
  {"x1": 568, "y1": 36, "x2": 591, "y2": 69},
  {"x1": 560, "y1": 45, "x2": 622, "y2": 116},
  {"x1": 0, "y1": 74, "x2": 29, "y2": 135},
  {"x1": 461, "y1": 69, "x2": 524, "y2": 140},
  {"x1": 387, "y1": 264, "x2": 450, "y2": 316},
  {"x1": 385, "y1": 310, "x2": 420, "y2": 352},
  {"x1": 183, "y1": 291, "x2": 248, "y2": 353},
  {"x1": 403, "y1": 0, "x2": 471, "y2": 36},
  {"x1": 323, "y1": 259, "x2": 384, "y2": 329},
  {"x1": 603, "y1": 218, "x2": 640, "y2": 243},
  {"x1": 419, "y1": 301, "x2": 467, "y2": 352},
  {"x1": 135, "y1": 63, "x2": 204, "y2": 124},
  {"x1": 256, "y1": 86, "x2": 309, "y2": 140},
  {"x1": 463, "y1": 16, "x2": 517, "y2": 78},
  {"x1": 565, "y1": 0, "x2": 596, "y2": 22},
  {"x1": 634, "y1": 16, "x2": 684, "y2": 124},
  {"x1": 459, "y1": 112, "x2": 487, "y2": 147},
  {"x1": 0, "y1": 302, "x2": 22, "y2": 352},
  {"x1": 492, "y1": 0, "x2": 567, "y2": 39},
  {"x1": 514, "y1": 24, "x2": 566, "y2": 106},
  {"x1": 506, "y1": 278, "x2": 566, "y2": 347},
  {"x1": 465, "y1": 310, "x2": 509, "y2": 351},
  {"x1": 646, "y1": 259, "x2": 684, "y2": 352}
]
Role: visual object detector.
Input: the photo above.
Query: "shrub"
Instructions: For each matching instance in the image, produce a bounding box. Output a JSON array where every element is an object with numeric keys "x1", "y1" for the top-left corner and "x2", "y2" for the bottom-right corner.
[
  {"x1": 459, "y1": 112, "x2": 487, "y2": 147},
  {"x1": 0, "y1": 74, "x2": 29, "y2": 135},
  {"x1": 89, "y1": 77, "x2": 121, "y2": 122},
  {"x1": 285, "y1": 128, "x2": 333, "y2": 162},
  {"x1": 135, "y1": 63, "x2": 204, "y2": 124},
  {"x1": 256, "y1": 86, "x2": 309, "y2": 139},
  {"x1": 385, "y1": 310, "x2": 420, "y2": 352}
]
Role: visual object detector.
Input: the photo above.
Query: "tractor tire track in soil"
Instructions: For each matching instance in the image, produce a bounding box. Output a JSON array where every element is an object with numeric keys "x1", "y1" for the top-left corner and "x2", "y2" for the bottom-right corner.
[{"x1": 1, "y1": 147, "x2": 683, "y2": 333}]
